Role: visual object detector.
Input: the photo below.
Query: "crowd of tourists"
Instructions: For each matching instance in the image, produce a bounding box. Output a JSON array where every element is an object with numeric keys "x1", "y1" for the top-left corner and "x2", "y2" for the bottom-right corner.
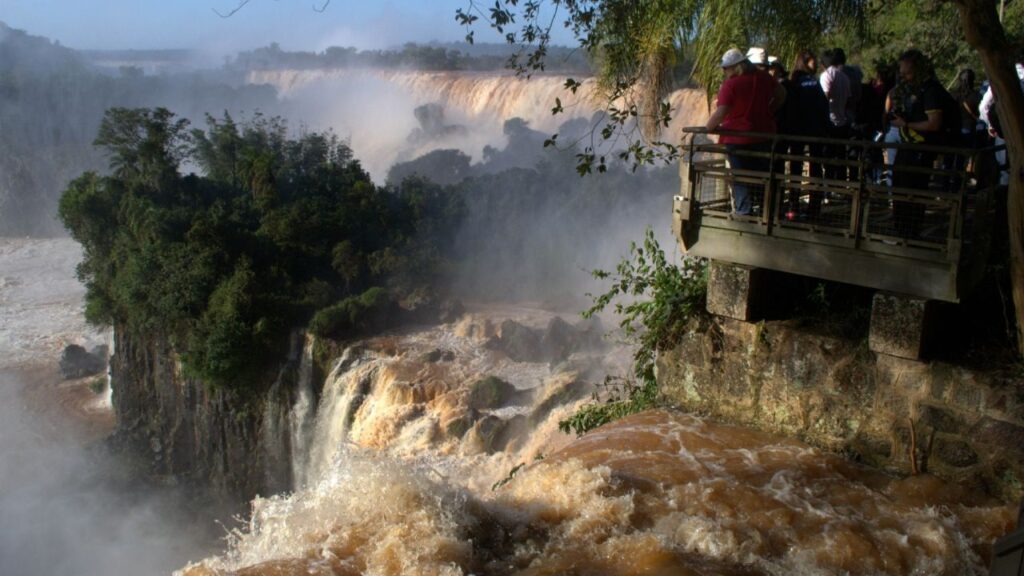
[{"x1": 704, "y1": 44, "x2": 1022, "y2": 235}]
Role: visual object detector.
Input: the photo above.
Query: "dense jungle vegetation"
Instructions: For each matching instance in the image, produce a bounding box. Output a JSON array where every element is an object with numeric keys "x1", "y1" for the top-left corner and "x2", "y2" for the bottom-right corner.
[{"x1": 60, "y1": 108, "x2": 462, "y2": 389}]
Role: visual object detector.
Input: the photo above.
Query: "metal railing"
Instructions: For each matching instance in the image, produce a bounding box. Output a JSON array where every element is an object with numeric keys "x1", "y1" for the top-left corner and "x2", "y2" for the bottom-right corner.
[{"x1": 675, "y1": 127, "x2": 1004, "y2": 301}]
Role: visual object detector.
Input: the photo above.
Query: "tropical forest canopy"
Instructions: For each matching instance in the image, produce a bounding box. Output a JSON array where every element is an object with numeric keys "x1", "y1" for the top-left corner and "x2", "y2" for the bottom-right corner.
[{"x1": 60, "y1": 108, "x2": 463, "y2": 390}]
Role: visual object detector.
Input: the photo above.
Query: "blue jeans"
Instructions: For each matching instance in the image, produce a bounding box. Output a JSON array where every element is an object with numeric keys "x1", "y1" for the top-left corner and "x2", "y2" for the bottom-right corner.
[{"x1": 726, "y1": 142, "x2": 771, "y2": 215}]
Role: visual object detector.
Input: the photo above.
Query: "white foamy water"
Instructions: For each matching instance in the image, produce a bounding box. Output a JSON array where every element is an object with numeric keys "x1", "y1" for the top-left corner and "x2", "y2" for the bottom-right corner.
[
  {"x1": 0, "y1": 238, "x2": 105, "y2": 370},
  {"x1": 178, "y1": 303, "x2": 1013, "y2": 576},
  {"x1": 183, "y1": 409, "x2": 1014, "y2": 576}
]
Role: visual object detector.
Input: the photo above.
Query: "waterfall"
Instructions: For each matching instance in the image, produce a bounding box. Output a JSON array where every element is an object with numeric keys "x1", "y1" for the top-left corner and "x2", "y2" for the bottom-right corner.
[
  {"x1": 287, "y1": 334, "x2": 316, "y2": 489},
  {"x1": 260, "y1": 332, "x2": 307, "y2": 493},
  {"x1": 296, "y1": 346, "x2": 376, "y2": 488},
  {"x1": 246, "y1": 68, "x2": 709, "y2": 181},
  {"x1": 248, "y1": 68, "x2": 709, "y2": 134}
]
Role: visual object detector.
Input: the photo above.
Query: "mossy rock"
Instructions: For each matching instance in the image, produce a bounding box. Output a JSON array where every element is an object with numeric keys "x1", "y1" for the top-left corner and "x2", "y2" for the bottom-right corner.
[
  {"x1": 468, "y1": 414, "x2": 526, "y2": 454},
  {"x1": 529, "y1": 379, "x2": 591, "y2": 427},
  {"x1": 468, "y1": 376, "x2": 517, "y2": 410},
  {"x1": 421, "y1": 348, "x2": 456, "y2": 363},
  {"x1": 445, "y1": 416, "x2": 472, "y2": 440}
]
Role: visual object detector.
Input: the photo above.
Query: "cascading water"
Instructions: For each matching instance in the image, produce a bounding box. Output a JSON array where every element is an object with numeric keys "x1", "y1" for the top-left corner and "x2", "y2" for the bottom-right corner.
[
  {"x1": 299, "y1": 346, "x2": 375, "y2": 488},
  {"x1": 287, "y1": 335, "x2": 317, "y2": 490},
  {"x1": 182, "y1": 308, "x2": 1016, "y2": 576},
  {"x1": 246, "y1": 68, "x2": 710, "y2": 181}
]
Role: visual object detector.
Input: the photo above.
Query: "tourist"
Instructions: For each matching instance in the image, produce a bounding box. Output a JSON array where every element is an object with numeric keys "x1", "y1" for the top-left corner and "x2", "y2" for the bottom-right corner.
[
  {"x1": 888, "y1": 49, "x2": 959, "y2": 237},
  {"x1": 706, "y1": 48, "x2": 787, "y2": 216},
  {"x1": 820, "y1": 48, "x2": 853, "y2": 181},
  {"x1": 979, "y1": 51, "x2": 1024, "y2": 185},
  {"x1": 747, "y1": 47, "x2": 768, "y2": 71},
  {"x1": 954, "y1": 69, "x2": 983, "y2": 148},
  {"x1": 781, "y1": 50, "x2": 829, "y2": 217}
]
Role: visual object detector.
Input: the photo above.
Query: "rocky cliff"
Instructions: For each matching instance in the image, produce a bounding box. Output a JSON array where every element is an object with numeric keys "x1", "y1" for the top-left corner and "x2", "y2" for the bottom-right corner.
[{"x1": 108, "y1": 328, "x2": 300, "y2": 502}]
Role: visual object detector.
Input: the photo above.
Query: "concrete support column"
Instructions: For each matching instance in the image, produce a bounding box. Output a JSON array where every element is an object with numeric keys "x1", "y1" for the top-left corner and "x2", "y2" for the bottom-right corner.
[
  {"x1": 868, "y1": 292, "x2": 936, "y2": 360},
  {"x1": 706, "y1": 260, "x2": 771, "y2": 321}
]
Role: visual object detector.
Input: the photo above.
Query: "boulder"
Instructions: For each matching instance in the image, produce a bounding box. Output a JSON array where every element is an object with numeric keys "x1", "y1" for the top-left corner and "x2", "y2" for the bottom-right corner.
[
  {"x1": 467, "y1": 376, "x2": 519, "y2": 410},
  {"x1": 493, "y1": 320, "x2": 544, "y2": 362},
  {"x1": 59, "y1": 343, "x2": 107, "y2": 379},
  {"x1": 540, "y1": 316, "x2": 576, "y2": 362}
]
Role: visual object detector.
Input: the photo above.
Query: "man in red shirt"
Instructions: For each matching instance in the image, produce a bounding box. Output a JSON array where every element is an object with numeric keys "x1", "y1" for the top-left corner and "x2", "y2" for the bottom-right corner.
[{"x1": 706, "y1": 48, "x2": 787, "y2": 215}]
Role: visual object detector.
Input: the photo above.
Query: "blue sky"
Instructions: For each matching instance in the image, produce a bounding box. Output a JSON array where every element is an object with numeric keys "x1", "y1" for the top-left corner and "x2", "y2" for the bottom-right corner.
[{"x1": 2, "y1": 0, "x2": 570, "y2": 53}]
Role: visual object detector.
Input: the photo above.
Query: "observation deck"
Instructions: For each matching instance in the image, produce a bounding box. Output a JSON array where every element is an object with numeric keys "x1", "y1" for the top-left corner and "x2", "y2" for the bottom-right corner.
[{"x1": 673, "y1": 128, "x2": 1005, "y2": 303}]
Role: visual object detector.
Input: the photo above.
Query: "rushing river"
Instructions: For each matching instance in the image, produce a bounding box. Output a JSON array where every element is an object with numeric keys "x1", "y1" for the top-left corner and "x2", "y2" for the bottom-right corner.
[
  {"x1": 0, "y1": 239, "x2": 211, "y2": 576},
  {"x1": 0, "y1": 239, "x2": 1015, "y2": 575},
  {"x1": 182, "y1": 311, "x2": 1013, "y2": 576}
]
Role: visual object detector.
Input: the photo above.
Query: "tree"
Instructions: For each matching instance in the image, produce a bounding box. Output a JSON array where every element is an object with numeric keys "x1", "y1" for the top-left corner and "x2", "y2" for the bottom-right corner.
[
  {"x1": 460, "y1": 0, "x2": 1024, "y2": 356},
  {"x1": 949, "y1": 0, "x2": 1024, "y2": 356}
]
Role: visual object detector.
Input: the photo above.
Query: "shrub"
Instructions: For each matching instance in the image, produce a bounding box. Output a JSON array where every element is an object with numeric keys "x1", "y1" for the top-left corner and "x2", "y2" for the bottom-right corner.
[
  {"x1": 308, "y1": 287, "x2": 393, "y2": 338},
  {"x1": 559, "y1": 228, "x2": 707, "y2": 436}
]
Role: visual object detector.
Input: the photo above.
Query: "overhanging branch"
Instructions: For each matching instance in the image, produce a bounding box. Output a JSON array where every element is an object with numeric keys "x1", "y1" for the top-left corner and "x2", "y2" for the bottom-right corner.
[{"x1": 213, "y1": 0, "x2": 251, "y2": 18}]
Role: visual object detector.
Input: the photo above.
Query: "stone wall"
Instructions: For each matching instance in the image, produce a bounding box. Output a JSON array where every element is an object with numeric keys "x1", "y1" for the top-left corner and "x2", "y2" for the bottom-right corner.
[{"x1": 656, "y1": 317, "x2": 1024, "y2": 501}]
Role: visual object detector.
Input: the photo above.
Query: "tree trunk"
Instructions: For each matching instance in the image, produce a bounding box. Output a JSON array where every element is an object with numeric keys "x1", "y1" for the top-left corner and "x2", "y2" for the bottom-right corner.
[{"x1": 953, "y1": 0, "x2": 1024, "y2": 356}]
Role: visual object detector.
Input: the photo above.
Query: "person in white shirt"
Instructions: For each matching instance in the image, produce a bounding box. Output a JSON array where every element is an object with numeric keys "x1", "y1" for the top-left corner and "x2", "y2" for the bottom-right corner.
[
  {"x1": 820, "y1": 48, "x2": 853, "y2": 181},
  {"x1": 979, "y1": 59, "x2": 1024, "y2": 185}
]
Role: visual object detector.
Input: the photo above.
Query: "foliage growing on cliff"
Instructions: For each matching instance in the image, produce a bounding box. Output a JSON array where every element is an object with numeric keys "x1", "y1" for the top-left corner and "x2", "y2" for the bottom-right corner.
[
  {"x1": 60, "y1": 107, "x2": 463, "y2": 390},
  {"x1": 559, "y1": 228, "x2": 707, "y2": 436},
  {"x1": 308, "y1": 287, "x2": 392, "y2": 339}
]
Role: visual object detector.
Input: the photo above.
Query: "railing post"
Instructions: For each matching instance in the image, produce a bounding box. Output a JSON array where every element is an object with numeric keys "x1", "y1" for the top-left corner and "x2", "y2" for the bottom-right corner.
[
  {"x1": 764, "y1": 135, "x2": 778, "y2": 235},
  {"x1": 852, "y1": 140, "x2": 866, "y2": 247}
]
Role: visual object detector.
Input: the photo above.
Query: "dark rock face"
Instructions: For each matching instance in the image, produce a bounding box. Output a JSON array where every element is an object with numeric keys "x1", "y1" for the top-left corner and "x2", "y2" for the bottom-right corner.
[
  {"x1": 108, "y1": 328, "x2": 293, "y2": 504},
  {"x1": 59, "y1": 344, "x2": 108, "y2": 379}
]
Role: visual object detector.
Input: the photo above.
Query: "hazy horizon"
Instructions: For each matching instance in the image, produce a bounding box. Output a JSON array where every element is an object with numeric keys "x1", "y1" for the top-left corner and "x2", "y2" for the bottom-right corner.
[{"x1": 2, "y1": 1, "x2": 575, "y2": 57}]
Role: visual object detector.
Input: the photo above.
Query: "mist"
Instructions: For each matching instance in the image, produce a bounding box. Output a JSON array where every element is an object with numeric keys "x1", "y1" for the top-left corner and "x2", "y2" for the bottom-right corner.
[{"x1": 0, "y1": 368, "x2": 217, "y2": 576}]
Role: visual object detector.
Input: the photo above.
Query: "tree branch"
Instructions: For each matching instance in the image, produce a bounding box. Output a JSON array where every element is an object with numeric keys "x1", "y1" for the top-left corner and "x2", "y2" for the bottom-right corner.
[
  {"x1": 313, "y1": 0, "x2": 330, "y2": 13},
  {"x1": 213, "y1": 0, "x2": 251, "y2": 18}
]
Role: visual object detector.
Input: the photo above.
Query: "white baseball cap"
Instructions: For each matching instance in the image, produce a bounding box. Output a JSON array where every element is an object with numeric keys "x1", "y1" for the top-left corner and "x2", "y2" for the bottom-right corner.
[
  {"x1": 746, "y1": 47, "x2": 767, "y2": 65},
  {"x1": 720, "y1": 48, "x2": 746, "y2": 68}
]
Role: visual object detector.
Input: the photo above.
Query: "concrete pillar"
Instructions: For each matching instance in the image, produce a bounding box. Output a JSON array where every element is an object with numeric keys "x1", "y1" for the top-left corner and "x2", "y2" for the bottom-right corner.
[
  {"x1": 868, "y1": 292, "x2": 935, "y2": 360},
  {"x1": 706, "y1": 260, "x2": 771, "y2": 321}
]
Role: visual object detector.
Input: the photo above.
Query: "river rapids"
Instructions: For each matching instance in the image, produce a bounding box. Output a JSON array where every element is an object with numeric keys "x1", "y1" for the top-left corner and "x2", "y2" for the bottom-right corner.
[
  {"x1": 180, "y1": 309, "x2": 1013, "y2": 576},
  {"x1": 0, "y1": 240, "x2": 1014, "y2": 575}
]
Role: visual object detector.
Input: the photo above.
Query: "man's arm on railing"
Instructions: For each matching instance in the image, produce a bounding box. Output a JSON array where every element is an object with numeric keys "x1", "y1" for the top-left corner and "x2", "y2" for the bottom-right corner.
[{"x1": 706, "y1": 105, "x2": 730, "y2": 131}]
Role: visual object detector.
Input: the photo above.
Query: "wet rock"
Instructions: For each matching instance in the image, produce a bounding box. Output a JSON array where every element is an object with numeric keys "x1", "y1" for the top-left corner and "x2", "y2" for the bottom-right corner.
[
  {"x1": 466, "y1": 414, "x2": 526, "y2": 454},
  {"x1": 529, "y1": 378, "x2": 591, "y2": 427},
  {"x1": 492, "y1": 320, "x2": 544, "y2": 362},
  {"x1": 917, "y1": 404, "x2": 962, "y2": 434},
  {"x1": 934, "y1": 437, "x2": 978, "y2": 467},
  {"x1": 59, "y1": 343, "x2": 107, "y2": 379},
  {"x1": 468, "y1": 376, "x2": 518, "y2": 410},
  {"x1": 444, "y1": 416, "x2": 472, "y2": 440},
  {"x1": 540, "y1": 317, "x2": 575, "y2": 362},
  {"x1": 421, "y1": 348, "x2": 456, "y2": 363}
]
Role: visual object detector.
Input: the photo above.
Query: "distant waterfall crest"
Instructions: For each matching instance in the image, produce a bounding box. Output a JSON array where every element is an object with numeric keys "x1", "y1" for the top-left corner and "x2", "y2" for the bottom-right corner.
[{"x1": 247, "y1": 68, "x2": 709, "y2": 133}]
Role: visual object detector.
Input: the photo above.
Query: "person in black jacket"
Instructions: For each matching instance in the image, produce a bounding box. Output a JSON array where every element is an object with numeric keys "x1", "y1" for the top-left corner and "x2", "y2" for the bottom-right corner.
[
  {"x1": 781, "y1": 50, "x2": 830, "y2": 217},
  {"x1": 888, "y1": 49, "x2": 959, "y2": 238}
]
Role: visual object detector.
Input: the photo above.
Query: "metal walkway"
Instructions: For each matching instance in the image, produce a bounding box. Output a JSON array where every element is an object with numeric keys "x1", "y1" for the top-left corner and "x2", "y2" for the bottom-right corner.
[{"x1": 674, "y1": 128, "x2": 1005, "y2": 302}]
